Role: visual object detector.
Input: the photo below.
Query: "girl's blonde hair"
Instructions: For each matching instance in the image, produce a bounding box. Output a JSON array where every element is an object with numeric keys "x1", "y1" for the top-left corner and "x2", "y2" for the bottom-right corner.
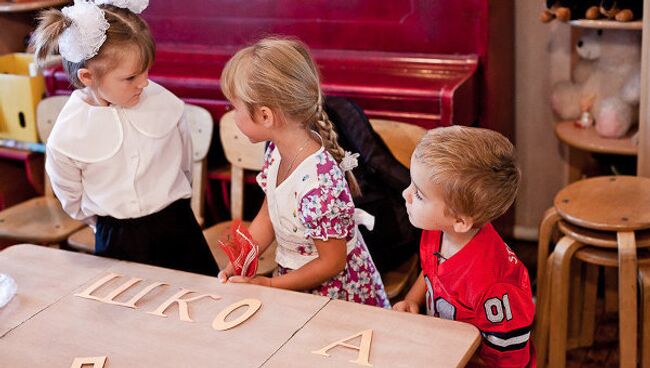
[
  {"x1": 414, "y1": 126, "x2": 520, "y2": 227},
  {"x1": 31, "y1": 4, "x2": 155, "y2": 89},
  {"x1": 221, "y1": 37, "x2": 360, "y2": 196}
]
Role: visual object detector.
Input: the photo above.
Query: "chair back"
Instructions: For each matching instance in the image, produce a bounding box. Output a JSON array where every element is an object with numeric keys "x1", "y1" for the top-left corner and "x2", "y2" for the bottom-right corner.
[
  {"x1": 369, "y1": 119, "x2": 426, "y2": 169},
  {"x1": 37, "y1": 96, "x2": 69, "y2": 198},
  {"x1": 219, "y1": 110, "x2": 266, "y2": 219},
  {"x1": 184, "y1": 104, "x2": 214, "y2": 225}
]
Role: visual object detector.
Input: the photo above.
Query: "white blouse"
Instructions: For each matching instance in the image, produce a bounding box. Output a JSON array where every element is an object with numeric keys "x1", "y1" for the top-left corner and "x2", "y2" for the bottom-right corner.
[{"x1": 46, "y1": 81, "x2": 193, "y2": 224}]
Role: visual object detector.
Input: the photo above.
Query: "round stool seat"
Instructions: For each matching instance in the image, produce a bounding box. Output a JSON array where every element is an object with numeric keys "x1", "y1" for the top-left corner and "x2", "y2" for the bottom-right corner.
[
  {"x1": 558, "y1": 221, "x2": 650, "y2": 249},
  {"x1": 574, "y1": 246, "x2": 650, "y2": 267},
  {"x1": 554, "y1": 176, "x2": 650, "y2": 231}
]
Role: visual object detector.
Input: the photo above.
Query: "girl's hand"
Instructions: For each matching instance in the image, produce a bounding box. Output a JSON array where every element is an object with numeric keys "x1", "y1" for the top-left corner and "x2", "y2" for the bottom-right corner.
[
  {"x1": 392, "y1": 300, "x2": 420, "y2": 314},
  {"x1": 217, "y1": 263, "x2": 235, "y2": 283},
  {"x1": 228, "y1": 275, "x2": 272, "y2": 287}
]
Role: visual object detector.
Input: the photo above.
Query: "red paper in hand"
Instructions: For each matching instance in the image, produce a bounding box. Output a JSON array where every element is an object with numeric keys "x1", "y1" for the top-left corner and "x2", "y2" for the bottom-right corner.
[{"x1": 217, "y1": 220, "x2": 259, "y2": 278}]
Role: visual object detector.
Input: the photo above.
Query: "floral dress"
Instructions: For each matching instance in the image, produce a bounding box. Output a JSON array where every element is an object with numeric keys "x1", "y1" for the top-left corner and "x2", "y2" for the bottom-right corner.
[{"x1": 257, "y1": 143, "x2": 390, "y2": 308}]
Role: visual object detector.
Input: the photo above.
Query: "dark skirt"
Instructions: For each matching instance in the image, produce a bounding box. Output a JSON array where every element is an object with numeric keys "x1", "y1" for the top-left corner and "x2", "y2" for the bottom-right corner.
[{"x1": 94, "y1": 198, "x2": 219, "y2": 277}]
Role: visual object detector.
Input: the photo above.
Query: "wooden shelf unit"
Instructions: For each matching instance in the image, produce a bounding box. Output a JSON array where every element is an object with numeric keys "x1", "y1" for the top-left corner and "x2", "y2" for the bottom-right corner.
[
  {"x1": 555, "y1": 121, "x2": 637, "y2": 156},
  {"x1": 569, "y1": 19, "x2": 642, "y2": 30},
  {"x1": 555, "y1": 6, "x2": 649, "y2": 179}
]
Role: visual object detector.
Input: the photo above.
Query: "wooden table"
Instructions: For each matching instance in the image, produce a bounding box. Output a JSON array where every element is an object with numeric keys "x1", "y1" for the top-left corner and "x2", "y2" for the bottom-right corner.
[{"x1": 0, "y1": 245, "x2": 480, "y2": 367}]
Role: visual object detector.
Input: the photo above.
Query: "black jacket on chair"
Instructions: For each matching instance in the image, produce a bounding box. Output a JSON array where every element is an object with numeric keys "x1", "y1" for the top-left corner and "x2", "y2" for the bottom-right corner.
[{"x1": 325, "y1": 96, "x2": 420, "y2": 273}]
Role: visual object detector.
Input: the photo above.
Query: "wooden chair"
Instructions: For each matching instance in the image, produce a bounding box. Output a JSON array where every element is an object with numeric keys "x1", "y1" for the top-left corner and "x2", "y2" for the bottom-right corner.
[
  {"x1": 0, "y1": 96, "x2": 85, "y2": 245},
  {"x1": 368, "y1": 119, "x2": 426, "y2": 300},
  {"x1": 66, "y1": 104, "x2": 214, "y2": 253},
  {"x1": 202, "y1": 111, "x2": 278, "y2": 275},
  {"x1": 535, "y1": 176, "x2": 650, "y2": 368}
]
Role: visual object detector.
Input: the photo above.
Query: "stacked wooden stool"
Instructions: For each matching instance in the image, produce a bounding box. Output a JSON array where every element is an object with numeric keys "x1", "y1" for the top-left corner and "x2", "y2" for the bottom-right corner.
[{"x1": 534, "y1": 176, "x2": 650, "y2": 368}]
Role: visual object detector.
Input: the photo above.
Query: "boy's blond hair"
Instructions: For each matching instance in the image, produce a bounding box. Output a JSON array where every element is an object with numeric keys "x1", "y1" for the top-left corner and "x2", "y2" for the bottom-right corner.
[{"x1": 413, "y1": 126, "x2": 520, "y2": 226}]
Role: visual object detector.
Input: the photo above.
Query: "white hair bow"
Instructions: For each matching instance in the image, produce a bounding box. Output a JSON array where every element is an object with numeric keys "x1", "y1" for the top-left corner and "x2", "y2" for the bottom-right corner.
[
  {"x1": 340, "y1": 151, "x2": 360, "y2": 172},
  {"x1": 58, "y1": 0, "x2": 149, "y2": 63},
  {"x1": 59, "y1": 1, "x2": 109, "y2": 63},
  {"x1": 94, "y1": 0, "x2": 149, "y2": 14}
]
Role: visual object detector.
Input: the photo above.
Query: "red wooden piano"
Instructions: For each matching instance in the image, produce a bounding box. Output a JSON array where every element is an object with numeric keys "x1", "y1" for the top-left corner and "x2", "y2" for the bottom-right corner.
[
  {"x1": 43, "y1": 0, "x2": 515, "y2": 231},
  {"x1": 44, "y1": 0, "x2": 513, "y2": 133}
]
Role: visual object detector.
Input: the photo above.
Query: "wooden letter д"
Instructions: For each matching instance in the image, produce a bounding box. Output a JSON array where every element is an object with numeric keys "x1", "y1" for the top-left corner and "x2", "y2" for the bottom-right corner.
[
  {"x1": 70, "y1": 356, "x2": 107, "y2": 368},
  {"x1": 312, "y1": 329, "x2": 374, "y2": 367}
]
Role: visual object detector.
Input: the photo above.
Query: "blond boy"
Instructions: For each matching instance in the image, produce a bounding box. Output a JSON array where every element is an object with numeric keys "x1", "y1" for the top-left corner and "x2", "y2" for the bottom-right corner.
[{"x1": 394, "y1": 126, "x2": 534, "y2": 367}]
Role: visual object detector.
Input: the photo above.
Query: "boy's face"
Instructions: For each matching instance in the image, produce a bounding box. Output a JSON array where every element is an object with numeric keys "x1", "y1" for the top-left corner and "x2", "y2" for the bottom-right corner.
[
  {"x1": 402, "y1": 157, "x2": 461, "y2": 232},
  {"x1": 86, "y1": 49, "x2": 149, "y2": 108}
]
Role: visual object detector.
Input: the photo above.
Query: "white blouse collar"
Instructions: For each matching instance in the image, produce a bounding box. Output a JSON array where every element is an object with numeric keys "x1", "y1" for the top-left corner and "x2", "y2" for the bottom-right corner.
[{"x1": 47, "y1": 81, "x2": 184, "y2": 163}]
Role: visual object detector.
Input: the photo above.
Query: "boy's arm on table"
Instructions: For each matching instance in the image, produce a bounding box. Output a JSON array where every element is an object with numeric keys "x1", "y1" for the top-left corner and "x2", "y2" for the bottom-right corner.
[{"x1": 393, "y1": 271, "x2": 426, "y2": 313}]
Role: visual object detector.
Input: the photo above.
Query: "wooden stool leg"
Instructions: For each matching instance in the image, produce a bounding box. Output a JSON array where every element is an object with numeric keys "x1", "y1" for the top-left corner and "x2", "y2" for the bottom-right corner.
[
  {"x1": 567, "y1": 258, "x2": 584, "y2": 349},
  {"x1": 617, "y1": 231, "x2": 638, "y2": 368},
  {"x1": 639, "y1": 266, "x2": 650, "y2": 368},
  {"x1": 548, "y1": 236, "x2": 584, "y2": 368},
  {"x1": 578, "y1": 263, "x2": 598, "y2": 347},
  {"x1": 535, "y1": 253, "x2": 555, "y2": 368},
  {"x1": 537, "y1": 207, "x2": 560, "y2": 303},
  {"x1": 604, "y1": 267, "x2": 619, "y2": 314}
]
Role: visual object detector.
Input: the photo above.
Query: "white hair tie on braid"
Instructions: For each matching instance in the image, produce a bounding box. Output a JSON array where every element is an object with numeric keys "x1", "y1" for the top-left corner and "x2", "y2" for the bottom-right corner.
[
  {"x1": 58, "y1": 0, "x2": 149, "y2": 63},
  {"x1": 340, "y1": 151, "x2": 360, "y2": 172}
]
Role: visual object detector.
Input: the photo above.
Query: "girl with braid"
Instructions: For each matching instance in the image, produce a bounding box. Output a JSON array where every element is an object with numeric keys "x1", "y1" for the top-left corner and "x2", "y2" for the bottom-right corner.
[{"x1": 218, "y1": 37, "x2": 389, "y2": 307}]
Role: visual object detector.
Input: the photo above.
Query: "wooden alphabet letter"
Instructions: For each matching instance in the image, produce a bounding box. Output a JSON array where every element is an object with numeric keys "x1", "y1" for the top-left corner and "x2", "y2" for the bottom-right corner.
[
  {"x1": 74, "y1": 273, "x2": 167, "y2": 309},
  {"x1": 70, "y1": 356, "x2": 107, "y2": 368},
  {"x1": 212, "y1": 298, "x2": 262, "y2": 331},
  {"x1": 312, "y1": 329, "x2": 374, "y2": 367},
  {"x1": 148, "y1": 289, "x2": 221, "y2": 322}
]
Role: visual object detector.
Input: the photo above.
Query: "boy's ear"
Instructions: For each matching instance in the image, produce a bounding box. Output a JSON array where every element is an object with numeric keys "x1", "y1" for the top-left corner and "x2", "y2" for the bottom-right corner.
[
  {"x1": 452, "y1": 215, "x2": 474, "y2": 233},
  {"x1": 77, "y1": 68, "x2": 94, "y2": 87}
]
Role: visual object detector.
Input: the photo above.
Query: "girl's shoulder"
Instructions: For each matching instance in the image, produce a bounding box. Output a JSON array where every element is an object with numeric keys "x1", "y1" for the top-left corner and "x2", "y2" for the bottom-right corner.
[
  {"x1": 47, "y1": 91, "x2": 123, "y2": 163},
  {"x1": 301, "y1": 149, "x2": 351, "y2": 200}
]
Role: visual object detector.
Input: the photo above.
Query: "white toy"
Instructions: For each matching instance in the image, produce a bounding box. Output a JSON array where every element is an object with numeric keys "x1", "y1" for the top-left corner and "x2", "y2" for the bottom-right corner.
[{"x1": 551, "y1": 29, "x2": 641, "y2": 138}]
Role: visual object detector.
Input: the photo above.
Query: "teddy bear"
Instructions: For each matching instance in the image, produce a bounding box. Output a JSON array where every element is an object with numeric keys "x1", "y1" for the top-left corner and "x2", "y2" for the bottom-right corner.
[
  {"x1": 540, "y1": 0, "x2": 601, "y2": 22},
  {"x1": 550, "y1": 28, "x2": 641, "y2": 138}
]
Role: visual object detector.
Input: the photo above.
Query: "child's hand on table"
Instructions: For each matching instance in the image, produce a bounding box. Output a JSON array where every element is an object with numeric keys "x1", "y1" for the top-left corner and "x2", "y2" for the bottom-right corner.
[
  {"x1": 228, "y1": 275, "x2": 272, "y2": 287},
  {"x1": 392, "y1": 300, "x2": 420, "y2": 314},
  {"x1": 218, "y1": 263, "x2": 235, "y2": 283}
]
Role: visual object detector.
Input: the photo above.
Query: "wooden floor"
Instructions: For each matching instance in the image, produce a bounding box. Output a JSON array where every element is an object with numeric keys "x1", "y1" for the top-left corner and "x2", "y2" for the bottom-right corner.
[
  {"x1": 508, "y1": 239, "x2": 623, "y2": 368},
  {"x1": 566, "y1": 311, "x2": 621, "y2": 368}
]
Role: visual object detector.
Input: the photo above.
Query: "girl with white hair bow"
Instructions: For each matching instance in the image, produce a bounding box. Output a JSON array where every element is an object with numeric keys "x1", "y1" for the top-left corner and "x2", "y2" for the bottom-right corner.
[{"x1": 30, "y1": 0, "x2": 220, "y2": 277}]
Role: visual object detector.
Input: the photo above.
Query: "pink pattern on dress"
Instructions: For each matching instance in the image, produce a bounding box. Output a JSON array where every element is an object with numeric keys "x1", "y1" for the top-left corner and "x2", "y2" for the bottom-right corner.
[{"x1": 258, "y1": 143, "x2": 389, "y2": 308}]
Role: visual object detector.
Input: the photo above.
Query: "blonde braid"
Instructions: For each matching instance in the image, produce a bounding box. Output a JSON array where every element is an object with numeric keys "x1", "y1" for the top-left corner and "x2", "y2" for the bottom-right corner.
[{"x1": 313, "y1": 94, "x2": 361, "y2": 196}]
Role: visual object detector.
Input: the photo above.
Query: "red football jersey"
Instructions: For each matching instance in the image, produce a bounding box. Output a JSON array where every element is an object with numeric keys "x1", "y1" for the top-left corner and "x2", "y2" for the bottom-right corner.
[{"x1": 420, "y1": 224, "x2": 535, "y2": 368}]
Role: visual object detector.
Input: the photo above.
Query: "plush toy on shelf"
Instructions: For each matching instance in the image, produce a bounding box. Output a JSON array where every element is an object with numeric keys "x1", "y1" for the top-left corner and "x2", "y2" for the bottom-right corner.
[
  {"x1": 600, "y1": 0, "x2": 644, "y2": 22},
  {"x1": 540, "y1": 0, "x2": 601, "y2": 22},
  {"x1": 551, "y1": 29, "x2": 641, "y2": 138}
]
